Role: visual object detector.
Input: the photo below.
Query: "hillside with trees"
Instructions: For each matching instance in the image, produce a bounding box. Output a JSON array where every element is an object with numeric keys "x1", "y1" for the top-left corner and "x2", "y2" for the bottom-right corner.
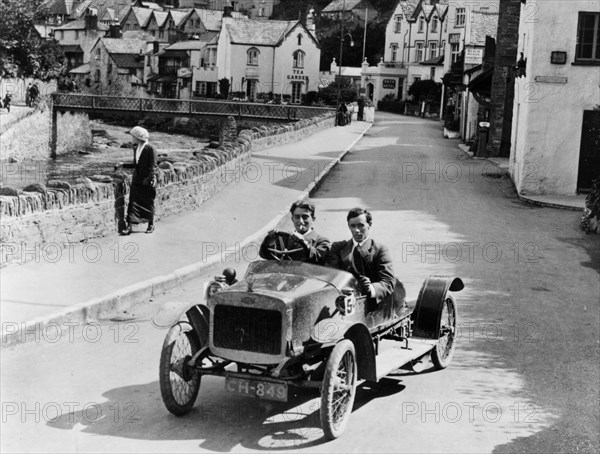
[{"x1": 272, "y1": 0, "x2": 399, "y2": 70}]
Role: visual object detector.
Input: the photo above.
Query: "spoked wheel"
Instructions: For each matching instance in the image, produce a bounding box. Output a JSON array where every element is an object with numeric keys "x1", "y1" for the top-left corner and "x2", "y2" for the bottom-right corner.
[
  {"x1": 431, "y1": 295, "x2": 457, "y2": 370},
  {"x1": 159, "y1": 321, "x2": 201, "y2": 415},
  {"x1": 320, "y1": 340, "x2": 357, "y2": 440}
]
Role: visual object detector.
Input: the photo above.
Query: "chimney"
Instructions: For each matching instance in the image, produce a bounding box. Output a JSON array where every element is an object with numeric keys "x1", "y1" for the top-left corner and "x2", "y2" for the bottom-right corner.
[
  {"x1": 223, "y1": 0, "x2": 233, "y2": 18},
  {"x1": 85, "y1": 11, "x2": 98, "y2": 30},
  {"x1": 109, "y1": 24, "x2": 122, "y2": 38},
  {"x1": 306, "y1": 8, "x2": 316, "y2": 35}
]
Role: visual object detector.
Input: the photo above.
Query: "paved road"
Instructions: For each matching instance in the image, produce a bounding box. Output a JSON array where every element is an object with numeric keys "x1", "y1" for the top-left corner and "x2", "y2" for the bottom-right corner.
[{"x1": 2, "y1": 112, "x2": 598, "y2": 453}]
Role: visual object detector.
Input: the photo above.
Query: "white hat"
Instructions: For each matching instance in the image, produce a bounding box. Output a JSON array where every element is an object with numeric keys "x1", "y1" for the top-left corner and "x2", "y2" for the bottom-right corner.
[{"x1": 129, "y1": 126, "x2": 149, "y2": 141}]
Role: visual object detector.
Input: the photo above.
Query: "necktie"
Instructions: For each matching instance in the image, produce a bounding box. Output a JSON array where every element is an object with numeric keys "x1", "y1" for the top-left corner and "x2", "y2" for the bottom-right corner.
[{"x1": 353, "y1": 245, "x2": 364, "y2": 276}]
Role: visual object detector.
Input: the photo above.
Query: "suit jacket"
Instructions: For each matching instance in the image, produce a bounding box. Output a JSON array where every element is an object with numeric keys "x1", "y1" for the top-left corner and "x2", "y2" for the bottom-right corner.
[
  {"x1": 259, "y1": 229, "x2": 331, "y2": 265},
  {"x1": 325, "y1": 238, "x2": 395, "y2": 304}
]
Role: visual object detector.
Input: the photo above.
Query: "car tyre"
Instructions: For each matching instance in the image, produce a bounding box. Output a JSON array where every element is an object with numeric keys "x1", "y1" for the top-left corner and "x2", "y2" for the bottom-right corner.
[
  {"x1": 431, "y1": 295, "x2": 457, "y2": 370},
  {"x1": 159, "y1": 321, "x2": 201, "y2": 415},
  {"x1": 320, "y1": 339, "x2": 357, "y2": 440}
]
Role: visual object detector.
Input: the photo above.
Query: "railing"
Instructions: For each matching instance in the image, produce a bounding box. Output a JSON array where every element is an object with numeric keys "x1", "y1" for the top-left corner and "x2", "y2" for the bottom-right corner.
[{"x1": 52, "y1": 93, "x2": 335, "y2": 121}]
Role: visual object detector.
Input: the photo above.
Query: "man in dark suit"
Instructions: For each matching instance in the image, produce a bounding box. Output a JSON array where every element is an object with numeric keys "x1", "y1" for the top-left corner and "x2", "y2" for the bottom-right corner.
[
  {"x1": 260, "y1": 201, "x2": 330, "y2": 265},
  {"x1": 326, "y1": 208, "x2": 395, "y2": 304}
]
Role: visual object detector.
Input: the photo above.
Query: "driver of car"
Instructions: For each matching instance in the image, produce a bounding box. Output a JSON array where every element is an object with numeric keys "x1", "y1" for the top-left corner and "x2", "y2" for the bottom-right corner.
[
  {"x1": 325, "y1": 207, "x2": 395, "y2": 304},
  {"x1": 259, "y1": 201, "x2": 331, "y2": 265}
]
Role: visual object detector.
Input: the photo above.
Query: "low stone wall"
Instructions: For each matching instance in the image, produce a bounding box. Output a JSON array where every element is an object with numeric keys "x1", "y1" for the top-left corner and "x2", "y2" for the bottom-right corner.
[
  {"x1": 0, "y1": 105, "x2": 92, "y2": 160},
  {"x1": 0, "y1": 112, "x2": 335, "y2": 264}
]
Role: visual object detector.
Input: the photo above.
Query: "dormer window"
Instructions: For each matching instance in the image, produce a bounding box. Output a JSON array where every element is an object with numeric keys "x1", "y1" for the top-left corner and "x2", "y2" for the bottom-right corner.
[
  {"x1": 431, "y1": 16, "x2": 438, "y2": 33},
  {"x1": 247, "y1": 47, "x2": 259, "y2": 66},
  {"x1": 418, "y1": 16, "x2": 425, "y2": 32},
  {"x1": 293, "y1": 50, "x2": 305, "y2": 68},
  {"x1": 297, "y1": 33, "x2": 302, "y2": 45}
]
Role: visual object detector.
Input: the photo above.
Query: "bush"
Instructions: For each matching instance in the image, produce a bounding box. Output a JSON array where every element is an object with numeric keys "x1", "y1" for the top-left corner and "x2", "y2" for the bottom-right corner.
[{"x1": 582, "y1": 177, "x2": 600, "y2": 234}]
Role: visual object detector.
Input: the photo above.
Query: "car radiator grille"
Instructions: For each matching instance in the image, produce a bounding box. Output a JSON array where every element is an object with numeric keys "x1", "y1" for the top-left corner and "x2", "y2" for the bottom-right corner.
[{"x1": 213, "y1": 305, "x2": 282, "y2": 355}]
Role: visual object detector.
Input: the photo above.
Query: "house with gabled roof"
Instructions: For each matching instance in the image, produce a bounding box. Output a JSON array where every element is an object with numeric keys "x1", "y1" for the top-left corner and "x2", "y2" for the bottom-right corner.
[
  {"x1": 52, "y1": 12, "x2": 109, "y2": 68},
  {"x1": 198, "y1": 7, "x2": 320, "y2": 103},
  {"x1": 120, "y1": 6, "x2": 156, "y2": 32},
  {"x1": 178, "y1": 9, "x2": 210, "y2": 39},
  {"x1": 89, "y1": 36, "x2": 148, "y2": 96},
  {"x1": 322, "y1": 0, "x2": 378, "y2": 22},
  {"x1": 145, "y1": 10, "x2": 170, "y2": 41}
]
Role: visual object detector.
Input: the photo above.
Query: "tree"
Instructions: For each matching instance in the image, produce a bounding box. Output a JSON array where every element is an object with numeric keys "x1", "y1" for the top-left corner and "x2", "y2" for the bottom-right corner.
[
  {"x1": 0, "y1": 0, "x2": 66, "y2": 79},
  {"x1": 408, "y1": 79, "x2": 442, "y2": 104}
]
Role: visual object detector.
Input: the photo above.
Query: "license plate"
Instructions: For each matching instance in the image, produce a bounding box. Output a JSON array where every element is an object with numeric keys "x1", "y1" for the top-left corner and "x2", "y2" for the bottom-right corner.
[{"x1": 225, "y1": 377, "x2": 288, "y2": 402}]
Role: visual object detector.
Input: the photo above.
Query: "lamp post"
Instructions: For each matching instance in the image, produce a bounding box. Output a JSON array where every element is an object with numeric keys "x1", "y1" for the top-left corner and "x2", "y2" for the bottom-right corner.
[{"x1": 336, "y1": 0, "x2": 353, "y2": 126}]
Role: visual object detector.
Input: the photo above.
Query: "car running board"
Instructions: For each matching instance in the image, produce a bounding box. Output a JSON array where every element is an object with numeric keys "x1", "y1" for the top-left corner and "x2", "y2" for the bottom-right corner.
[{"x1": 375, "y1": 337, "x2": 437, "y2": 381}]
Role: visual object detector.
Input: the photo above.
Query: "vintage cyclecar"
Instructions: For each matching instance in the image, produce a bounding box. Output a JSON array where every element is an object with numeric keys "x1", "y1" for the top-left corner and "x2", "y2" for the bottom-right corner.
[{"x1": 156, "y1": 232, "x2": 464, "y2": 439}]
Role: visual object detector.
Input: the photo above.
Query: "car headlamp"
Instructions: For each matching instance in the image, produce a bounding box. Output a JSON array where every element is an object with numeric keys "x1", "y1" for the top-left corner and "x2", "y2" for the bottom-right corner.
[{"x1": 207, "y1": 281, "x2": 226, "y2": 298}]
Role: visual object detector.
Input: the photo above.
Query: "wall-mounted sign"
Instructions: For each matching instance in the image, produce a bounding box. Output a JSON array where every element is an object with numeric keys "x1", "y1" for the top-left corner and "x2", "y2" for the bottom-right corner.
[
  {"x1": 550, "y1": 51, "x2": 567, "y2": 64},
  {"x1": 177, "y1": 67, "x2": 192, "y2": 78},
  {"x1": 382, "y1": 79, "x2": 396, "y2": 89},
  {"x1": 287, "y1": 69, "x2": 308, "y2": 81},
  {"x1": 465, "y1": 48, "x2": 483, "y2": 65},
  {"x1": 534, "y1": 75, "x2": 568, "y2": 84},
  {"x1": 449, "y1": 33, "x2": 461, "y2": 44}
]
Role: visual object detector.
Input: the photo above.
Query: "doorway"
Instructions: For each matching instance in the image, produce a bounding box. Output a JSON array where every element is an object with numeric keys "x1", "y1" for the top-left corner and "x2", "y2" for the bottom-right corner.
[
  {"x1": 367, "y1": 83, "x2": 374, "y2": 101},
  {"x1": 577, "y1": 110, "x2": 600, "y2": 192}
]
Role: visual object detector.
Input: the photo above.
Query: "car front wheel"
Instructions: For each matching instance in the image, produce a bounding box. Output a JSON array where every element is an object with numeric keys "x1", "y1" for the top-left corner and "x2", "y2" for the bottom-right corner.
[
  {"x1": 320, "y1": 339, "x2": 357, "y2": 440},
  {"x1": 159, "y1": 321, "x2": 201, "y2": 415}
]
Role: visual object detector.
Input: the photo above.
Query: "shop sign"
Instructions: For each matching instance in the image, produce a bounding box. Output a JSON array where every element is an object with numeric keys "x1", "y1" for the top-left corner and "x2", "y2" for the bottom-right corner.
[
  {"x1": 382, "y1": 79, "x2": 396, "y2": 89},
  {"x1": 464, "y1": 48, "x2": 483, "y2": 65}
]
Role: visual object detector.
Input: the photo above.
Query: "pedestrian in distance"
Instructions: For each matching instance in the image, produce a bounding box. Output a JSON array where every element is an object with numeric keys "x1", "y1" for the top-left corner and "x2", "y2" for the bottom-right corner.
[
  {"x1": 29, "y1": 83, "x2": 39, "y2": 107},
  {"x1": 2, "y1": 93, "x2": 12, "y2": 113},
  {"x1": 120, "y1": 126, "x2": 158, "y2": 235}
]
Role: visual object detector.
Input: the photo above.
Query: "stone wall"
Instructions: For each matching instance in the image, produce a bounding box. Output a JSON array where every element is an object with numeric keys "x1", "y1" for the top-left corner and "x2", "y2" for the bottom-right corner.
[
  {"x1": 486, "y1": 0, "x2": 520, "y2": 157},
  {"x1": 0, "y1": 113, "x2": 335, "y2": 264},
  {"x1": 0, "y1": 106, "x2": 92, "y2": 161}
]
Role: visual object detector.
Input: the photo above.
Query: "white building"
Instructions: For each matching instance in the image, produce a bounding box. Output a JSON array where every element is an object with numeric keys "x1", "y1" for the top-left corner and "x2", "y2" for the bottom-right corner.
[
  {"x1": 511, "y1": 0, "x2": 600, "y2": 195},
  {"x1": 192, "y1": 8, "x2": 320, "y2": 103}
]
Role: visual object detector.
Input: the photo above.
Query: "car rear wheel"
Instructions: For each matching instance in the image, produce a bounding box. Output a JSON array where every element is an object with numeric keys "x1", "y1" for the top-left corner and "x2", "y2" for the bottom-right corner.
[
  {"x1": 431, "y1": 295, "x2": 457, "y2": 370},
  {"x1": 320, "y1": 339, "x2": 357, "y2": 440},
  {"x1": 159, "y1": 321, "x2": 201, "y2": 415}
]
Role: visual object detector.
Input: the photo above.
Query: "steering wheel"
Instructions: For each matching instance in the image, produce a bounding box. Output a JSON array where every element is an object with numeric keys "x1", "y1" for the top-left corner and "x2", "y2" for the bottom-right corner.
[{"x1": 262, "y1": 231, "x2": 310, "y2": 262}]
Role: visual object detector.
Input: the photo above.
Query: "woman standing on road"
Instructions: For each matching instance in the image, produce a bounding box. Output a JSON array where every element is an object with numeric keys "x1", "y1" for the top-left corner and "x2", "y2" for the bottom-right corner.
[{"x1": 121, "y1": 126, "x2": 157, "y2": 235}]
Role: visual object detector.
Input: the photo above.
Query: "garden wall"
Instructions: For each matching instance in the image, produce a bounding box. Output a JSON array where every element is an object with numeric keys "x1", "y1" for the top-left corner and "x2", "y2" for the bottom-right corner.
[{"x1": 0, "y1": 113, "x2": 335, "y2": 264}]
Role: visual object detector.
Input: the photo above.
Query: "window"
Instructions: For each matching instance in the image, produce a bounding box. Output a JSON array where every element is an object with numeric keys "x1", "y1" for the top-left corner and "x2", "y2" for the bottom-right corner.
[
  {"x1": 430, "y1": 67, "x2": 436, "y2": 79},
  {"x1": 75, "y1": 30, "x2": 79, "y2": 39},
  {"x1": 297, "y1": 33, "x2": 302, "y2": 45},
  {"x1": 95, "y1": 69, "x2": 100, "y2": 82},
  {"x1": 390, "y1": 43, "x2": 398, "y2": 62},
  {"x1": 196, "y1": 81, "x2": 206, "y2": 96},
  {"x1": 416, "y1": 42, "x2": 424, "y2": 61},
  {"x1": 107, "y1": 61, "x2": 112, "y2": 74},
  {"x1": 59, "y1": 30, "x2": 64, "y2": 39},
  {"x1": 159, "y1": 30, "x2": 164, "y2": 39},
  {"x1": 456, "y1": 7, "x2": 466, "y2": 27},
  {"x1": 431, "y1": 16, "x2": 438, "y2": 33},
  {"x1": 394, "y1": 15, "x2": 402, "y2": 33},
  {"x1": 247, "y1": 47, "x2": 259, "y2": 65},
  {"x1": 429, "y1": 41, "x2": 438, "y2": 58},
  {"x1": 451, "y1": 43, "x2": 460, "y2": 63},
  {"x1": 418, "y1": 16, "x2": 425, "y2": 33},
  {"x1": 413, "y1": 75, "x2": 421, "y2": 83},
  {"x1": 576, "y1": 12, "x2": 600, "y2": 62},
  {"x1": 293, "y1": 50, "x2": 305, "y2": 68}
]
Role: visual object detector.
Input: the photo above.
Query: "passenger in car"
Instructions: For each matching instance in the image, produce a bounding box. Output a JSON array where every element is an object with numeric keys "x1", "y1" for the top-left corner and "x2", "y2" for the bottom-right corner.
[
  {"x1": 325, "y1": 208, "x2": 395, "y2": 304},
  {"x1": 259, "y1": 201, "x2": 331, "y2": 265}
]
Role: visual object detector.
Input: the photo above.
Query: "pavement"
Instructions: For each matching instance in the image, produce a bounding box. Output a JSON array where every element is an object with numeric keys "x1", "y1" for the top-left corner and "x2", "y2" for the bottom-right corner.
[
  {"x1": 457, "y1": 143, "x2": 586, "y2": 210},
  {"x1": 1, "y1": 119, "x2": 588, "y2": 348},
  {"x1": 0, "y1": 120, "x2": 372, "y2": 347}
]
